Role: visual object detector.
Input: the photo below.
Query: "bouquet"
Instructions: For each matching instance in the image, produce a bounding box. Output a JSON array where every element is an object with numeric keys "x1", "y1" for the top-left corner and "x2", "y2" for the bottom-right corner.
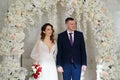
[{"x1": 29, "y1": 64, "x2": 42, "y2": 79}]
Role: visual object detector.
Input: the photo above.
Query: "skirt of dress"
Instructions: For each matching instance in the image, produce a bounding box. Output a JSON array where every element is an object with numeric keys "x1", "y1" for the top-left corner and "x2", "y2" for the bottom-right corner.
[{"x1": 37, "y1": 62, "x2": 58, "y2": 80}]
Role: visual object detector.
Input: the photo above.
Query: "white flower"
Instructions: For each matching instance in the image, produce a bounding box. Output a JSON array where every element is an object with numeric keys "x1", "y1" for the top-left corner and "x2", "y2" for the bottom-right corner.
[
  {"x1": 32, "y1": 66, "x2": 35, "y2": 69},
  {"x1": 33, "y1": 68, "x2": 37, "y2": 73}
]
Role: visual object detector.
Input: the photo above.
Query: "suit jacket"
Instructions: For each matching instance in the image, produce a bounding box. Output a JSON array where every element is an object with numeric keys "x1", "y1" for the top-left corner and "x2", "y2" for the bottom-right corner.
[{"x1": 56, "y1": 30, "x2": 87, "y2": 66}]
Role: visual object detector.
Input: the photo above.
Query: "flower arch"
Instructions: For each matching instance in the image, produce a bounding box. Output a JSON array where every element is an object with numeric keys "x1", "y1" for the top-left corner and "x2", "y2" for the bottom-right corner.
[{"x1": 0, "y1": 0, "x2": 119, "y2": 80}]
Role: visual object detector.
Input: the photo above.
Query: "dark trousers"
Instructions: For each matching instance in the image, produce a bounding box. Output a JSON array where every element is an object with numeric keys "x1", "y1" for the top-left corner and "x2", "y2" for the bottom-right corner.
[{"x1": 62, "y1": 63, "x2": 81, "y2": 80}]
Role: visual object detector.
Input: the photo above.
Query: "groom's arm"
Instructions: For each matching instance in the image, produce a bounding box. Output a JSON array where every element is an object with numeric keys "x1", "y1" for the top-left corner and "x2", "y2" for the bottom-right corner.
[
  {"x1": 80, "y1": 32, "x2": 87, "y2": 66},
  {"x1": 56, "y1": 34, "x2": 62, "y2": 66},
  {"x1": 56, "y1": 34, "x2": 64, "y2": 73}
]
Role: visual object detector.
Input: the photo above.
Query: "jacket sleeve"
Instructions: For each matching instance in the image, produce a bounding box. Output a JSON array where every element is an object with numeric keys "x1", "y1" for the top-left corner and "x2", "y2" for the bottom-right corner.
[
  {"x1": 81, "y1": 33, "x2": 87, "y2": 66},
  {"x1": 56, "y1": 34, "x2": 62, "y2": 66}
]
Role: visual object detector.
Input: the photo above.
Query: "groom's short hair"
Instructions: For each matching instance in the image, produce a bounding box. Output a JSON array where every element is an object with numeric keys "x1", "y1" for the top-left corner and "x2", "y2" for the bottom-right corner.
[{"x1": 65, "y1": 17, "x2": 74, "y2": 24}]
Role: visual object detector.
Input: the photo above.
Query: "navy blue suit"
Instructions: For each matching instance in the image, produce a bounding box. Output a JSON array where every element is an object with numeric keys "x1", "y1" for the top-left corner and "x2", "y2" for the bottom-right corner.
[{"x1": 56, "y1": 30, "x2": 87, "y2": 80}]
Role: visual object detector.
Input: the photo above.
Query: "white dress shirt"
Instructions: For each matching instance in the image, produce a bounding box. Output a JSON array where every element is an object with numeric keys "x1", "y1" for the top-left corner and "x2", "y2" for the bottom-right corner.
[{"x1": 67, "y1": 30, "x2": 74, "y2": 42}]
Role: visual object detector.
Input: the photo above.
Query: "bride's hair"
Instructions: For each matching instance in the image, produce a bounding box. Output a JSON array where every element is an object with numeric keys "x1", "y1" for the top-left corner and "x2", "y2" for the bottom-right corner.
[{"x1": 40, "y1": 23, "x2": 55, "y2": 43}]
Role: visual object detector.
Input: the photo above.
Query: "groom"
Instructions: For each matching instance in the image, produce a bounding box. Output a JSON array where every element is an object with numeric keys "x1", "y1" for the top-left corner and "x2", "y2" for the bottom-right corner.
[{"x1": 56, "y1": 17, "x2": 87, "y2": 80}]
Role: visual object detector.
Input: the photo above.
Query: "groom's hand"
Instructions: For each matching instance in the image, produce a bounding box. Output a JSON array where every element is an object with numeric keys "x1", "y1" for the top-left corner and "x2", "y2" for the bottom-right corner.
[
  {"x1": 57, "y1": 66, "x2": 64, "y2": 73},
  {"x1": 82, "y1": 65, "x2": 87, "y2": 71}
]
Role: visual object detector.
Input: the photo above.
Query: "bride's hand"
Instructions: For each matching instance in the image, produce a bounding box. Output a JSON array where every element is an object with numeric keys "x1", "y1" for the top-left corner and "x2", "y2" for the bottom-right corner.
[
  {"x1": 57, "y1": 66, "x2": 64, "y2": 73},
  {"x1": 34, "y1": 60, "x2": 38, "y2": 64}
]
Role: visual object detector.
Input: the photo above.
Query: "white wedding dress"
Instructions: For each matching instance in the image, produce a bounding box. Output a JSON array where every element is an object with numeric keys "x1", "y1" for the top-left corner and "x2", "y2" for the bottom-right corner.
[{"x1": 30, "y1": 40, "x2": 58, "y2": 80}]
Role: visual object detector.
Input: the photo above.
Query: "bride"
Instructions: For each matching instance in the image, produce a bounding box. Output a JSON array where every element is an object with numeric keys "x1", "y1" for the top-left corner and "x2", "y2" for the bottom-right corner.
[{"x1": 30, "y1": 23, "x2": 58, "y2": 80}]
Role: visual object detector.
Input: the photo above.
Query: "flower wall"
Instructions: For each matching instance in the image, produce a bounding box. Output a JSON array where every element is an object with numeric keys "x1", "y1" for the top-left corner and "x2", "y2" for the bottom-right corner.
[{"x1": 0, "y1": 0, "x2": 119, "y2": 80}]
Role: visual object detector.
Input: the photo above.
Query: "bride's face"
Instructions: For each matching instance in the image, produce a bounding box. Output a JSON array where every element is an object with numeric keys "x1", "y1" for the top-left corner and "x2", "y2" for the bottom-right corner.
[{"x1": 44, "y1": 25, "x2": 53, "y2": 37}]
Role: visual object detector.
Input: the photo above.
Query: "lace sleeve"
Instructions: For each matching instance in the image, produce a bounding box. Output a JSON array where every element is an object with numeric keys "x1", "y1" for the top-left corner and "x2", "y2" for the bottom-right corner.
[
  {"x1": 53, "y1": 41, "x2": 57, "y2": 61},
  {"x1": 30, "y1": 40, "x2": 40, "y2": 62}
]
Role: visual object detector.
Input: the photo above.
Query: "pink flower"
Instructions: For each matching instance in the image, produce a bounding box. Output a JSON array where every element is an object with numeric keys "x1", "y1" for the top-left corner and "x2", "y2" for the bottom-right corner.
[
  {"x1": 99, "y1": 7, "x2": 105, "y2": 14},
  {"x1": 105, "y1": 33, "x2": 111, "y2": 38},
  {"x1": 104, "y1": 55, "x2": 112, "y2": 62},
  {"x1": 15, "y1": 22, "x2": 21, "y2": 28},
  {"x1": 12, "y1": 48, "x2": 17, "y2": 53},
  {"x1": 10, "y1": 34, "x2": 15, "y2": 39}
]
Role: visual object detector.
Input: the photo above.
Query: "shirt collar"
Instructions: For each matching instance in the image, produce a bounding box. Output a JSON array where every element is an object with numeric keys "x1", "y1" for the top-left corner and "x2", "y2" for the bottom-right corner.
[{"x1": 67, "y1": 30, "x2": 74, "y2": 34}]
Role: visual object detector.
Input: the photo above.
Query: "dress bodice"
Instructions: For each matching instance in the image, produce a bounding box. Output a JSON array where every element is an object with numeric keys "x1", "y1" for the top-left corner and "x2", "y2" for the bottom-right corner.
[{"x1": 37, "y1": 40, "x2": 57, "y2": 63}]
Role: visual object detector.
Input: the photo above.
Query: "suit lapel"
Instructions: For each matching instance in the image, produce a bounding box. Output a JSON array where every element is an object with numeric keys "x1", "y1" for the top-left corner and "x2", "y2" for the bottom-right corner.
[
  {"x1": 65, "y1": 31, "x2": 70, "y2": 42},
  {"x1": 64, "y1": 31, "x2": 71, "y2": 46},
  {"x1": 73, "y1": 31, "x2": 77, "y2": 46}
]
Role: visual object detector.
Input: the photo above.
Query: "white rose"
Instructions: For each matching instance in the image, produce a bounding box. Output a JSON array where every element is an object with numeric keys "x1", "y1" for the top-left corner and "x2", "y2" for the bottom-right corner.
[
  {"x1": 33, "y1": 68, "x2": 36, "y2": 73},
  {"x1": 32, "y1": 66, "x2": 35, "y2": 69}
]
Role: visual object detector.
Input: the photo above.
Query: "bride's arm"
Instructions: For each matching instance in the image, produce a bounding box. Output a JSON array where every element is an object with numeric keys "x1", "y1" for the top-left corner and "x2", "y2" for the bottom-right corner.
[
  {"x1": 53, "y1": 41, "x2": 57, "y2": 61},
  {"x1": 31, "y1": 41, "x2": 40, "y2": 64}
]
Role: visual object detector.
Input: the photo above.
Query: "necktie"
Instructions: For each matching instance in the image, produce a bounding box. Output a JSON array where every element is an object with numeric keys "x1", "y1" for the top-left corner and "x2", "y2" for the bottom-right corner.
[
  {"x1": 69, "y1": 33, "x2": 73, "y2": 46},
  {"x1": 69, "y1": 33, "x2": 74, "y2": 63}
]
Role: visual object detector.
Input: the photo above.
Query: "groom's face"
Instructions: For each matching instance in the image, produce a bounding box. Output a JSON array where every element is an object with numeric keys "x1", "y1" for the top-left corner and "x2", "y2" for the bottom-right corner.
[{"x1": 66, "y1": 20, "x2": 76, "y2": 31}]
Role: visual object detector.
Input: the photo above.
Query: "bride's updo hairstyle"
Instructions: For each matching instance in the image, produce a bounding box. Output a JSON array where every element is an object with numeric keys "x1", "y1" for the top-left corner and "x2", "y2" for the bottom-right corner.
[{"x1": 40, "y1": 23, "x2": 55, "y2": 43}]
